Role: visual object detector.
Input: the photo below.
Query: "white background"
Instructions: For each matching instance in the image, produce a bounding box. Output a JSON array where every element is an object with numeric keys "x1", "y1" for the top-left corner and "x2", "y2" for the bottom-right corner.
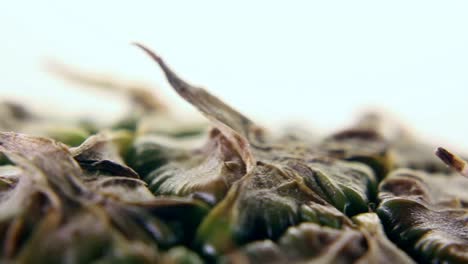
[{"x1": 1, "y1": 1, "x2": 467, "y2": 150}]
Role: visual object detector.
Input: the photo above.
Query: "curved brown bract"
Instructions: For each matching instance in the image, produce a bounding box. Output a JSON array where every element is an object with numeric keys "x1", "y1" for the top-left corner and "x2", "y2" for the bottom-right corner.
[
  {"x1": 71, "y1": 131, "x2": 139, "y2": 178},
  {"x1": 145, "y1": 128, "x2": 248, "y2": 204},
  {"x1": 134, "y1": 43, "x2": 257, "y2": 172}
]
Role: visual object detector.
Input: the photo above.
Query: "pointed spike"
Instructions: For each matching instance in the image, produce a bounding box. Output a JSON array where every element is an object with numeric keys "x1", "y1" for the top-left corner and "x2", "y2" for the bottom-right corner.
[
  {"x1": 45, "y1": 58, "x2": 166, "y2": 112},
  {"x1": 134, "y1": 43, "x2": 257, "y2": 171},
  {"x1": 133, "y1": 43, "x2": 255, "y2": 136},
  {"x1": 132, "y1": 42, "x2": 193, "y2": 94},
  {"x1": 436, "y1": 147, "x2": 468, "y2": 177}
]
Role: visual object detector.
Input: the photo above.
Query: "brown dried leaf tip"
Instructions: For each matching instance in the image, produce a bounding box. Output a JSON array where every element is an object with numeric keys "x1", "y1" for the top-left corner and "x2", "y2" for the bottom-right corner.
[
  {"x1": 133, "y1": 42, "x2": 257, "y2": 171},
  {"x1": 45, "y1": 59, "x2": 167, "y2": 112},
  {"x1": 435, "y1": 147, "x2": 468, "y2": 177}
]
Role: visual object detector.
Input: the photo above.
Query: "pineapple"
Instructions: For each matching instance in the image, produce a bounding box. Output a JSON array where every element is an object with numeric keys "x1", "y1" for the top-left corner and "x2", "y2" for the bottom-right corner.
[{"x1": 0, "y1": 44, "x2": 466, "y2": 263}]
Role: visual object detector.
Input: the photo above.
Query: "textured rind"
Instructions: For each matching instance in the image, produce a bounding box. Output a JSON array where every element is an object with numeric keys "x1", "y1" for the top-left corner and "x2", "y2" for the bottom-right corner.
[
  {"x1": 0, "y1": 46, "x2": 465, "y2": 263},
  {"x1": 0, "y1": 132, "x2": 209, "y2": 263},
  {"x1": 377, "y1": 169, "x2": 468, "y2": 263},
  {"x1": 222, "y1": 213, "x2": 414, "y2": 264}
]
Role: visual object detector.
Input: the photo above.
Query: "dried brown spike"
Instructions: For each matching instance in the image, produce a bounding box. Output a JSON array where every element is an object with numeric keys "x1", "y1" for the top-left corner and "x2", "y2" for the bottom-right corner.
[
  {"x1": 134, "y1": 43, "x2": 257, "y2": 171},
  {"x1": 45, "y1": 60, "x2": 167, "y2": 112},
  {"x1": 435, "y1": 147, "x2": 468, "y2": 177},
  {"x1": 132, "y1": 43, "x2": 256, "y2": 136}
]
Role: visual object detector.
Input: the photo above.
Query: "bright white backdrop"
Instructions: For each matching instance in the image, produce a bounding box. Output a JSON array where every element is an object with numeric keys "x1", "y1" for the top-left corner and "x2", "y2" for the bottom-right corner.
[{"x1": 1, "y1": 1, "x2": 467, "y2": 150}]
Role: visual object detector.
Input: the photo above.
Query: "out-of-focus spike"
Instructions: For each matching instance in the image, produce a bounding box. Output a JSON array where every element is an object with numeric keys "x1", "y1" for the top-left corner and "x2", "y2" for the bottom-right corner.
[
  {"x1": 45, "y1": 60, "x2": 167, "y2": 112},
  {"x1": 436, "y1": 147, "x2": 468, "y2": 177}
]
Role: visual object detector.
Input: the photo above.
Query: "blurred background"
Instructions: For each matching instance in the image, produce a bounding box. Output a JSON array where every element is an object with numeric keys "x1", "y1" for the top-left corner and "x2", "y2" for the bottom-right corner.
[{"x1": 1, "y1": 1, "x2": 467, "y2": 149}]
